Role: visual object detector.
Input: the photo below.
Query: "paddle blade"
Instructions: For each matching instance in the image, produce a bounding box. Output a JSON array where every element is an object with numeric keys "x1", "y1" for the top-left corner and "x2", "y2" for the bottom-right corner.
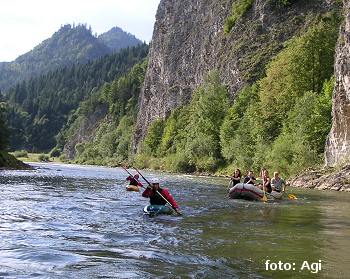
[
  {"x1": 262, "y1": 194, "x2": 268, "y2": 202},
  {"x1": 288, "y1": 194, "x2": 297, "y2": 200}
]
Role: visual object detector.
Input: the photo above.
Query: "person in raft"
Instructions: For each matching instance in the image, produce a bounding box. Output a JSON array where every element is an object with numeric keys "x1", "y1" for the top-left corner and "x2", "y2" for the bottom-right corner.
[
  {"x1": 228, "y1": 168, "x2": 242, "y2": 191},
  {"x1": 243, "y1": 170, "x2": 256, "y2": 185},
  {"x1": 270, "y1": 171, "x2": 286, "y2": 199},
  {"x1": 231, "y1": 169, "x2": 242, "y2": 185},
  {"x1": 126, "y1": 174, "x2": 143, "y2": 192},
  {"x1": 261, "y1": 169, "x2": 272, "y2": 193},
  {"x1": 142, "y1": 178, "x2": 180, "y2": 213}
]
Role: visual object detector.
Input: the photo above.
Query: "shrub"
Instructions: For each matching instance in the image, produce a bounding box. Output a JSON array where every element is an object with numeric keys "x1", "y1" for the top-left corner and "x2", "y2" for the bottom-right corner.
[
  {"x1": 165, "y1": 153, "x2": 195, "y2": 173},
  {"x1": 49, "y1": 147, "x2": 61, "y2": 158},
  {"x1": 143, "y1": 119, "x2": 165, "y2": 156},
  {"x1": 38, "y1": 154, "x2": 50, "y2": 162},
  {"x1": 224, "y1": 0, "x2": 254, "y2": 34},
  {"x1": 13, "y1": 150, "x2": 28, "y2": 158}
]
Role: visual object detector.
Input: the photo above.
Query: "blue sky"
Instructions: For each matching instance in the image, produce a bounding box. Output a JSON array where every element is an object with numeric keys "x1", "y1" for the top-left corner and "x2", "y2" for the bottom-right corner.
[{"x1": 0, "y1": 0, "x2": 161, "y2": 62}]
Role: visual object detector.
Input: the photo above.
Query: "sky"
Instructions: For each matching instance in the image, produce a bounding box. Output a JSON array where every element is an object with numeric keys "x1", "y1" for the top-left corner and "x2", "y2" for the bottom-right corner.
[{"x1": 0, "y1": 0, "x2": 161, "y2": 62}]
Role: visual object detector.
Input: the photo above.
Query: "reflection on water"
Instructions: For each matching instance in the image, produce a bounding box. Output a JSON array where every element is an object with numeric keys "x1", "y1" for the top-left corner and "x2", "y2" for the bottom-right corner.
[{"x1": 0, "y1": 163, "x2": 349, "y2": 278}]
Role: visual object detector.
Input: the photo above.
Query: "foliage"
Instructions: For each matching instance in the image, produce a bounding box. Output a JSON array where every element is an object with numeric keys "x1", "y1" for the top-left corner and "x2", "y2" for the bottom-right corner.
[
  {"x1": 139, "y1": 71, "x2": 229, "y2": 172},
  {"x1": 0, "y1": 102, "x2": 9, "y2": 150},
  {"x1": 38, "y1": 153, "x2": 50, "y2": 162},
  {"x1": 279, "y1": 0, "x2": 291, "y2": 5},
  {"x1": 71, "y1": 60, "x2": 148, "y2": 166},
  {"x1": 267, "y1": 79, "x2": 334, "y2": 176},
  {"x1": 224, "y1": 0, "x2": 254, "y2": 34},
  {"x1": 5, "y1": 44, "x2": 148, "y2": 152},
  {"x1": 220, "y1": 85, "x2": 259, "y2": 161},
  {"x1": 143, "y1": 119, "x2": 165, "y2": 156},
  {"x1": 13, "y1": 150, "x2": 28, "y2": 158},
  {"x1": 256, "y1": 14, "x2": 339, "y2": 144},
  {"x1": 49, "y1": 147, "x2": 61, "y2": 158},
  {"x1": 218, "y1": 15, "x2": 339, "y2": 177}
]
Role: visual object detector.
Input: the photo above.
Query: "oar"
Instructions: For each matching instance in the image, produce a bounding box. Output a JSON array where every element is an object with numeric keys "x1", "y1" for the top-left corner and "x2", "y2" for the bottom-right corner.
[
  {"x1": 134, "y1": 168, "x2": 182, "y2": 216},
  {"x1": 262, "y1": 182, "x2": 268, "y2": 202},
  {"x1": 282, "y1": 184, "x2": 297, "y2": 200}
]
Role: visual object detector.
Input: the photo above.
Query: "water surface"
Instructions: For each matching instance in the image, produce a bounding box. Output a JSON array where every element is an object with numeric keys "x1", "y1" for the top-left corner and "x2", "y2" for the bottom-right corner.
[{"x1": 0, "y1": 163, "x2": 349, "y2": 278}]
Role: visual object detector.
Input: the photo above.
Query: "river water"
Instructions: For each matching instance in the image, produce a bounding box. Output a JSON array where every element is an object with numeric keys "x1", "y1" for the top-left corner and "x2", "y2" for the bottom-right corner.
[{"x1": 0, "y1": 163, "x2": 349, "y2": 278}]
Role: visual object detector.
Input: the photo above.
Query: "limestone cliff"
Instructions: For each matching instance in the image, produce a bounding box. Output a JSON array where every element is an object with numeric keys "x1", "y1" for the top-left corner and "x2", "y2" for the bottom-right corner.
[
  {"x1": 326, "y1": 0, "x2": 350, "y2": 167},
  {"x1": 133, "y1": 0, "x2": 337, "y2": 151}
]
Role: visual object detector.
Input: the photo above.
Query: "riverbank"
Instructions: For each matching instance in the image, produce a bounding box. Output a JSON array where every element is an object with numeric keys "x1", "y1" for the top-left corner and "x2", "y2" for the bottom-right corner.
[
  {"x1": 288, "y1": 164, "x2": 350, "y2": 191},
  {"x1": 27, "y1": 154, "x2": 350, "y2": 193},
  {"x1": 0, "y1": 151, "x2": 31, "y2": 170}
]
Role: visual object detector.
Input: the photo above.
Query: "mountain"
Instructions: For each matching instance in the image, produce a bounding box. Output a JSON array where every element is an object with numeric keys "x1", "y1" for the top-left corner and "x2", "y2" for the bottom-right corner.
[
  {"x1": 57, "y1": 0, "x2": 342, "y2": 178},
  {"x1": 0, "y1": 24, "x2": 142, "y2": 90},
  {"x1": 5, "y1": 44, "x2": 149, "y2": 152},
  {"x1": 98, "y1": 26, "x2": 142, "y2": 51}
]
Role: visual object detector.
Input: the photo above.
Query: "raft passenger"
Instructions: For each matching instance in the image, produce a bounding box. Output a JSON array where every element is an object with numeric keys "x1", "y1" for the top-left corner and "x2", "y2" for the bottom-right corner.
[
  {"x1": 261, "y1": 169, "x2": 272, "y2": 193},
  {"x1": 243, "y1": 170, "x2": 256, "y2": 185},
  {"x1": 228, "y1": 168, "x2": 242, "y2": 191},
  {"x1": 271, "y1": 172, "x2": 286, "y2": 199}
]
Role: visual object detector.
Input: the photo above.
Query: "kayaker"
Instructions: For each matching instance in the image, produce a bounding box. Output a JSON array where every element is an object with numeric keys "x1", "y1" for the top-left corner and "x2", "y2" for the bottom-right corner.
[
  {"x1": 126, "y1": 174, "x2": 143, "y2": 192},
  {"x1": 271, "y1": 171, "x2": 286, "y2": 199},
  {"x1": 142, "y1": 178, "x2": 180, "y2": 213},
  {"x1": 243, "y1": 170, "x2": 256, "y2": 185}
]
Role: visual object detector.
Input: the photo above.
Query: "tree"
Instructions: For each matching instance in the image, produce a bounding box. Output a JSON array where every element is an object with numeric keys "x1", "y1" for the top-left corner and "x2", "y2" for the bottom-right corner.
[
  {"x1": 256, "y1": 15, "x2": 339, "y2": 144},
  {"x1": 184, "y1": 71, "x2": 229, "y2": 171},
  {"x1": 0, "y1": 103, "x2": 9, "y2": 150}
]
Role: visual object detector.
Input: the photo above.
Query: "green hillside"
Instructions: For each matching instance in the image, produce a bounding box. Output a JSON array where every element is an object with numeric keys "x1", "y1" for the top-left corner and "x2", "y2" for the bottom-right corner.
[{"x1": 4, "y1": 44, "x2": 149, "y2": 152}]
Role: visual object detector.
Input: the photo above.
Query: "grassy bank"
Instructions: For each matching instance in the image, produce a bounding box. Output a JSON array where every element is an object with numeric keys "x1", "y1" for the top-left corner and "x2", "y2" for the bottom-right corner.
[
  {"x1": 0, "y1": 151, "x2": 31, "y2": 169},
  {"x1": 10, "y1": 151, "x2": 63, "y2": 163}
]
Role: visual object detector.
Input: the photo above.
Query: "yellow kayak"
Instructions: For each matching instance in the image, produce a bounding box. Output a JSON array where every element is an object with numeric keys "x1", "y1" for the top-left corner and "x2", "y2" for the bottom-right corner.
[{"x1": 126, "y1": 185, "x2": 140, "y2": 192}]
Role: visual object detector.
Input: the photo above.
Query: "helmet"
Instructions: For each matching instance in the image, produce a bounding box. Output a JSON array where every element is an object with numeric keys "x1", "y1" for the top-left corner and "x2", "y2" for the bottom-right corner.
[{"x1": 150, "y1": 178, "x2": 160, "y2": 184}]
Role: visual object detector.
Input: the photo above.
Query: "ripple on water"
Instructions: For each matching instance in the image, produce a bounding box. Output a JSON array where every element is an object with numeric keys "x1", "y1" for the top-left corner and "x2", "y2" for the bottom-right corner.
[{"x1": 1, "y1": 164, "x2": 350, "y2": 278}]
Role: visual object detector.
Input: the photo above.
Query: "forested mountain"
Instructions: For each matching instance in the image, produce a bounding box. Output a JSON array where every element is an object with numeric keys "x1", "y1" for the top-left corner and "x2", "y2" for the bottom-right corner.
[
  {"x1": 60, "y1": 59, "x2": 148, "y2": 164},
  {"x1": 4, "y1": 44, "x2": 149, "y2": 151},
  {"x1": 98, "y1": 27, "x2": 142, "y2": 51},
  {"x1": 0, "y1": 24, "x2": 142, "y2": 90}
]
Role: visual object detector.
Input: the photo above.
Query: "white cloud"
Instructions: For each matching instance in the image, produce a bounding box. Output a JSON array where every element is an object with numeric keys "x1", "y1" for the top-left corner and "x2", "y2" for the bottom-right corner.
[{"x1": 0, "y1": 0, "x2": 160, "y2": 61}]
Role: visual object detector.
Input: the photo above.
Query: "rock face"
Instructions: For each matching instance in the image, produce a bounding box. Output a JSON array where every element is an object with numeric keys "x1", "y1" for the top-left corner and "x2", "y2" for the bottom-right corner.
[
  {"x1": 325, "y1": 1, "x2": 350, "y2": 167},
  {"x1": 133, "y1": 0, "x2": 338, "y2": 152}
]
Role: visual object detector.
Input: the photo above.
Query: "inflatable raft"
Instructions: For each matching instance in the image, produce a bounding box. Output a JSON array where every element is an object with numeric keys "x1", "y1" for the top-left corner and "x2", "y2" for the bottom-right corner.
[
  {"x1": 143, "y1": 204, "x2": 174, "y2": 216},
  {"x1": 228, "y1": 183, "x2": 283, "y2": 201}
]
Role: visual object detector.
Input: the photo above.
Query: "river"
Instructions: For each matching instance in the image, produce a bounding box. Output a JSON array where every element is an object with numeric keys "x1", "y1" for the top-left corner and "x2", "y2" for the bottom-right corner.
[{"x1": 0, "y1": 163, "x2": 349, "y2": 278}]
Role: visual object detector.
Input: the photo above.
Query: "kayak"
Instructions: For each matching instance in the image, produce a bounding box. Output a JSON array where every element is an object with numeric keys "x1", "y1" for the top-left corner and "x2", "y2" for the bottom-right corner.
[
  {"x1": 228, "y1": 183, "x2": 282, "y2": 201},
  {"x1": 126, "y1": 185, "x2": 140, "y2": 192},
  {"x1": 143, "y1": 204, "x2": 174, "y2": 216}
]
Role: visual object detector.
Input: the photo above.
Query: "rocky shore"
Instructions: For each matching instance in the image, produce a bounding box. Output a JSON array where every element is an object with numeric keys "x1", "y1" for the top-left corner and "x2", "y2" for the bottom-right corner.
[{"x1": 288, "y1": 165, "x2": 350, "y2": 192}]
